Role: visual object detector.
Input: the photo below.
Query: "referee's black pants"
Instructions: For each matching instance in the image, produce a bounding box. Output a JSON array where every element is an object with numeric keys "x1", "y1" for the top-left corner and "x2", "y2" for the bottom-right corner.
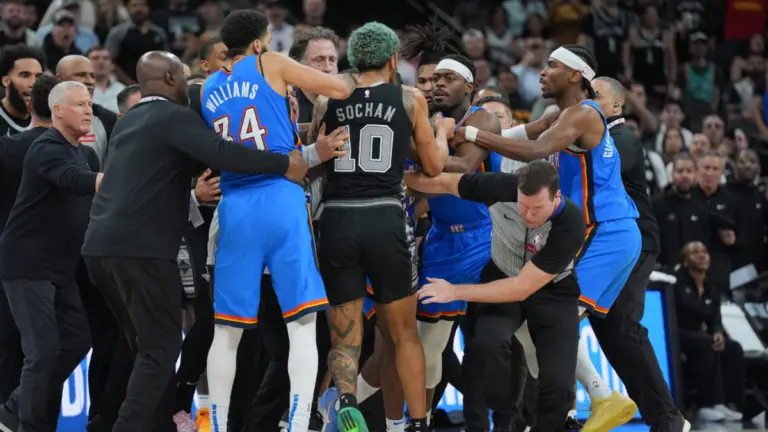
[
  {"x1": 588, "y1": 252, "x2": 678, "y2": 425},
  {"x1": 470, "y1": 262, "x2": 579, "y2": 432},
  {"x1": 85, "y1": 256, "x2": 183, "y2": 432},
  {"x1": 2, "y1": 277, "x2": 91, "y2": 431}
]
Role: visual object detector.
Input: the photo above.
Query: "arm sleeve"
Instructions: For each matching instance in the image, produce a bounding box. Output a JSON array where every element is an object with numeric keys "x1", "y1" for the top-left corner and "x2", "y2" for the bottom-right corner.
[
  {"x1": 530, "y1": 204, "x2": 586, "y2": 274},
  {"x1": 166, "y1": 107, "x2": 290, "y2": 175},
  {"x1": 457, "y1": 172, "x2": 518, "y2": 206},
  {"x1": 36, "y1": 144, "x2": 98, "y2": 195}
]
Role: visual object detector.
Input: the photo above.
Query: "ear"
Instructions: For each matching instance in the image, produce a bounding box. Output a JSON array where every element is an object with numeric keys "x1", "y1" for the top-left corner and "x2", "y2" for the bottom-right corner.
[
  {"x1": 1, "y1": 76, "x2": 9, "y2": 88},
  {"x1": 164, "y1": 70, "x2": 175, "y2": 86},
  {"x1": 200, "y1": 60, "x2": 209, "y2": 74},
  {"x1": 252, "y1": 39, "x2": 262, "y2": 54}
]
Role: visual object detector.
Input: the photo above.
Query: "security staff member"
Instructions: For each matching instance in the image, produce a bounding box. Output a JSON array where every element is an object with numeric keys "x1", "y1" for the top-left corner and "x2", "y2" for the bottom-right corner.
[
  {"x1": 406, "y1": 161, "x2": 586, "y2": 432},
  {"x1": 591, "y1": 77, "x2": 689, "y2": 432}
]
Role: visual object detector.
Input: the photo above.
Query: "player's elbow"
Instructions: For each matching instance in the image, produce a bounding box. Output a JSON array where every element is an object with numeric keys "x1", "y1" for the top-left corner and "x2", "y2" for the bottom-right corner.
[{"x1": 421, "y1": 161, "x2": 443, "y2": 177}]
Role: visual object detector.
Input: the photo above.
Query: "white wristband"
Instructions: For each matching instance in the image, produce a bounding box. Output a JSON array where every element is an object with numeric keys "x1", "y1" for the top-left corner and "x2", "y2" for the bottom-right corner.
[
  {"x1": 302, "y1": 143, "x2": 322, "y2": 168},
  {"x1": 464, "y1": 126, "x2": 479, "y2": 143}
]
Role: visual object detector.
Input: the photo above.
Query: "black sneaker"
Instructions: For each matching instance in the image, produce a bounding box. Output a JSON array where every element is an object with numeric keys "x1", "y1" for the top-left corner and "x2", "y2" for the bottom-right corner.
[
  {"x1": 278, "y1": 409, "x2": 324, "y2": 432},
  {"x1": 564, "y1": 416, "x2": 582, "y2": 431},
  {"x1": 650, "y1": 413, "x2": 691, "y2": 432},
  {"x1": 0, "y1": 404, "x2": 19, "y2": 432}
]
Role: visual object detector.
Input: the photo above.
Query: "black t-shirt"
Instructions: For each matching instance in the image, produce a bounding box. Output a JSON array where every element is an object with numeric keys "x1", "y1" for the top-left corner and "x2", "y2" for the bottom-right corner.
[
  {"x1": 321, "y1": 83, "x2": 413, "y2": 201},
  {"x1": 0, "y1": 127, "x2": 47, "y2": 232},
  {"x1": 609, "y1": 116, "x2": 660, "y2": 254},
  {"x1": 0, "y1": 128, "x2": 99, "y2": 282},
  {"x1": 81, "y1": 98, "x2": 290, "y2": 260},
  {"x1": 0, "y1": 31, "x2": 26, "y2": 48},
  {"x1": 457, "y1": 172, "x2": 586, "y2": 275}
]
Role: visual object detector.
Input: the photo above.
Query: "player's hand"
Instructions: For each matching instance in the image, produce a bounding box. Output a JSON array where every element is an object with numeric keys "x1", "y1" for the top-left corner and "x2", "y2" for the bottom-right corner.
[
  {"x1": 315, "y1": 124, "x2": 350, "y2": 161},
  {"x1": 417, "y1": 277, "x2": 458, "y2": 304},
  {"x1": 195, "y1": 169, "x2": 221, "y2": 202},
  {"x1": 434, "y1": 116, "x2": 456, "y2": 140},
  {"x1": 284, "y1": 150, "x2": 309, "y2": 185},
  {"x1": 713, "y1": 332, "x2": 726, "y2": 352}
]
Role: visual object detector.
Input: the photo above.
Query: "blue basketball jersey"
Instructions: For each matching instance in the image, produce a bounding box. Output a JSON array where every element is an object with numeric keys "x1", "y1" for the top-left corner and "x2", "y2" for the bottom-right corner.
[
  {"x1": 557, "y1": 100, "x2": 638, "y2": 225},
  {"x1": 427, "y1": 106, "x2": 491, "y2": 226},
  {"x1": 201, "y1": 55, "x2": 299, "y2": 190}
]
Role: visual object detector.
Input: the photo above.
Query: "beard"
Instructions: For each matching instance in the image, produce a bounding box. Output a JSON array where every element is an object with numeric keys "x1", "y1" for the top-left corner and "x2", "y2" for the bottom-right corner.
[
  {"x1": 5, "y1": 18, "x2": 23, "y2": 31},
  {"x1": 6, "y1": 81, "x2": 27, "y2": 114}
]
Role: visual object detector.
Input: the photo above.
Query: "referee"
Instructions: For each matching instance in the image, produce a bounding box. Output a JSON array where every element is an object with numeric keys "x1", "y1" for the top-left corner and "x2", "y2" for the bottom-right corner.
[
  {"x1": 406, "y1": 161, "x2": 585, "y2": 432},
  {"x1": 590, "y1": 77, "x2": 689, "y2": 432},
  {"x1": 80, "y1": 51, "x2": 308, "y2": 432}
]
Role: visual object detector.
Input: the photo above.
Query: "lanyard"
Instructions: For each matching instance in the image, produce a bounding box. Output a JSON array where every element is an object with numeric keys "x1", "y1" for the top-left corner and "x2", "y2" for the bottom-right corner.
[
  {"x1": 607, "y1": 117, "x2": 625, "y2": 130},
  {"x1": 138, "y1": 96, "x2": 168, "y2": 104}
]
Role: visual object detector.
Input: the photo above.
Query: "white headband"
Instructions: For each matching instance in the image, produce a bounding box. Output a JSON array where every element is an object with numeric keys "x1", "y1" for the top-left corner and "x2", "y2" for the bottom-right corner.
[
  {"x1": 435, "y1": 59, "x2": 474, "y2": 83},
  {"x1": 549, "y1": 47, "x2": 596, "y2": 82}
]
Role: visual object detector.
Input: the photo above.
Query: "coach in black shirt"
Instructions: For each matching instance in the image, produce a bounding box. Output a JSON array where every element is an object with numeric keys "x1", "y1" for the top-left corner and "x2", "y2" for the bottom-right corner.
[
  {"x1": 81, "y1": 51, "x2": 307, "y2": 432},
  {"x1": 0, "y1": 81, "x2": 101, "y2": 432},
  {"x1": 590, "y1": 78, "x2": 685, "y2": 432}
]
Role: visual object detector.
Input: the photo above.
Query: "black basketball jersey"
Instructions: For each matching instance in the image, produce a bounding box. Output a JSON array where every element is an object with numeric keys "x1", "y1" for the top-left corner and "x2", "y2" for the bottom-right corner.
[{"x1": 321, "y1": 83, "x2": 413, "y2": 201}]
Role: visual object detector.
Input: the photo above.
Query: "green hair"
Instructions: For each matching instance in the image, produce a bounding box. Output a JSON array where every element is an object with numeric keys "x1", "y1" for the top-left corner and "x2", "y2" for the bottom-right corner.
[{"x1": 347, "y1": 22, "x2": 399, "y2": 71}]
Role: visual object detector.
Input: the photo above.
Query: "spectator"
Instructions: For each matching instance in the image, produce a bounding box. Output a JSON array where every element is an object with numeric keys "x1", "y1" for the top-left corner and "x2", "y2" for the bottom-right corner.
[
  {"x1": 151, "y1": 0, "x2": 203, "y2": 59},
  {"x1": 115, "y1": 84, "x2": 140, "y2": 114},
  {"x1": 581, "y1": 0, "x2": 633, "y2": 80},
  {"x1": 266, "y1": 1, "x2": 293, "y2": 54},
  {"x1": 0, "y1": 0, "x2": 40, "y2": 48},
  {"x1": 88, "y1": 46, "x2": 125, "y2": 113},
  {"x1": 511, "y1": 37, "x2": 545, "y2": 104},
  {"x1": 624, "y1": 82, "x2": 658, "y2": 139},
  {"x1": 485, "y1": 5, "x2": 514, "y2": 66},
  {"x1": 22, "y1": 2, "x2": 38, "y2": 29},
  {"x1": 655, "y1": 100, "x2": 693, "y2": 153},
  {"x1": 675, "y1": 241, "x2": 744, "y2": 422},
  {"x1": 727, "y1": 149, "x2": 768, "y2": 275},
  {"x1": 678, "y1": 32, "x2": 721, "y2": 112},
  {"x1": 653, "y1": 155, "x2": 710, "y2": 268},
  {"x1": 39, "y1": 0, "x2": 96, "y2": 32},
  {"x1": 36, "y1": 0, "x2": 99, "y2": 54},
  {"x1": 302, "y1": 0, "x2": 325, "y2": 27},
  {"x1": 502, "y1": 0, "x2": 545, "y2": 38},
  {"x1": 729, "y1": 51, "x2": 764, "y2": 113},
  {"x1": 462, "y1": 29, "x2": 488, "y2": 63},
  {"x1": 624, "y1": 4, "x2": 677, "y2": 104},
  {"x1": 198, "y1": 0, "x2": 223, "y2": 34},
  {"x1": 42, "y1": 10, "x2": 83, "y2": 72},
  {"x1": 690, "y1": 132, "x2": 713, "y2": 162},
  {"x1": 104, "y1": 0, "x2": 169, "y2": 85},
  {"x1": 661, "y1": 126, "x2": 685, "y2": 176},
  {"x1": 496, "y1": 67, "x2": 530, "y2": 122},
  {"x1": 453, "y1": 0, "x2": 485, "y2": 32},
  {"x1": 703, "y1": 114, "x2": 726, "y2": 151},
  {"x1": 546, "y1": 0, "x2": 587, "y2": 46},
  {"x1": 93, "y1": 0, "x2": 129, "y2": 45}
]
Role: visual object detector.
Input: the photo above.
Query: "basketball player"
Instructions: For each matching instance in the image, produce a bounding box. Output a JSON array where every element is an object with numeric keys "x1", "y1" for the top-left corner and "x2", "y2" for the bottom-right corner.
[
  {"x1": 0, "y1": 44, "x2": 45, "y2": 137},
  {"x1": 200, "y1": 10, "x2": 358, "y2": 432},
  {"x1": 308, "y1": 22, "x2": 453, "y2": 432},
  {"x1": 455, "y1": 45, "x2": 642, "y2": 431}
]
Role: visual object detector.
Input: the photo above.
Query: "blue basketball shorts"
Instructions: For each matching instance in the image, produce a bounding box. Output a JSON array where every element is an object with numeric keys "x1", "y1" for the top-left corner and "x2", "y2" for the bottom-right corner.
[
  {"x1": 417, "y1": 220, "x2": 492, "y2": 322},
  {"x1": 575, "y1": 218, "x2": 641, "y2": 317},
  {"x1": 213, "y1": 180, "x2": 328, "y2": 328}
]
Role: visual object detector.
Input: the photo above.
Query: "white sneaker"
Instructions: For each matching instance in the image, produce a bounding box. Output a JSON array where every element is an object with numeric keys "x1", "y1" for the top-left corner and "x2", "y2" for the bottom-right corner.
[
  {"x1": 697, "y1": 407, "x2": 726, "y2": 422},
  {"x1": 714, "y1": 404, "x2": 743, "y2": 421}
]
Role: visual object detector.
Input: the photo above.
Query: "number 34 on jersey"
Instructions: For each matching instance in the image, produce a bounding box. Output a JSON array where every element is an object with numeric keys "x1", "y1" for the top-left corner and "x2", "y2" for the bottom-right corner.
[{"x1": 213, "y1": 106, "x2": 269, "y2": 150}]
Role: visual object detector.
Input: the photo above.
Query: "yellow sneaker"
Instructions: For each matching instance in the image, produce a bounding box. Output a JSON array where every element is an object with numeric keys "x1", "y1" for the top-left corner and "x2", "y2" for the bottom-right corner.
[
  {"x1": 582, "y1": 391, "x2": 637, "y2": 432},
  {"x1": 195, "y1": 408, "x2": 211, "y2": 432}
]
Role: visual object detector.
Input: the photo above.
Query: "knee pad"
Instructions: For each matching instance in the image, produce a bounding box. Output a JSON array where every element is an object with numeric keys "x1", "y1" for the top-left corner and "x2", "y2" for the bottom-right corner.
[{"x1": 418, "y1": 320, "x2": 454, "y2": 388}]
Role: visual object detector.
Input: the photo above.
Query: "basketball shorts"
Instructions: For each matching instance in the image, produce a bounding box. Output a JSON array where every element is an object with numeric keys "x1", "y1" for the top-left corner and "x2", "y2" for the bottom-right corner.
[
  {"x1": 575, "y1": 218, "x2": 641, "y2": 318},
  {"x1": 318, "y1": 198, "x2": 418, "y2": 307},
  {"x1": 214, "y1": 179, "x2": 327, "y2": 328},
  {"x1": 417, "y1": 219, "x2": 492, "y2": 322}
]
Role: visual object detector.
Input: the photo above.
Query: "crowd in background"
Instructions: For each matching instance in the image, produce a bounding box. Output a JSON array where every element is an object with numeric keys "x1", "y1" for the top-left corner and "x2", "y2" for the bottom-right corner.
[{"x1": 2, "y1": 0, "x2": 768, "y2": 428}]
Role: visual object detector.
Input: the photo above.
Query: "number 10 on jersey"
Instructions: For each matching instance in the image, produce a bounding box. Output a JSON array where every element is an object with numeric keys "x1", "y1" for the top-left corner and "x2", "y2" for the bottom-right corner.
[
  {"x1": 334, "y1": 124, "x2": 394, "y2": 173},
  {"x1": 213, "y1": 107, "x2": 269, "y2": 150}
]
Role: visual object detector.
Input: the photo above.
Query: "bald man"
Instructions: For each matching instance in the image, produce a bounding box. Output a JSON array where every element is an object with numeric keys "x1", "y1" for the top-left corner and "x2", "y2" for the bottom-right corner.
[{"x1": 55, "y1": 55, "x2": 117, "y2": 165}]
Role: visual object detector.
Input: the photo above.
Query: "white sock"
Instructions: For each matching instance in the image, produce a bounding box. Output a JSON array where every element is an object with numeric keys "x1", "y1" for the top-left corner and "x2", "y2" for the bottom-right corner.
[
  {"x1": 386, "y1": 418, "x2": 406, "y2": 432},
  {"x1": 197, "y1": 394, "x2": 211, "y2": 411},
  {"x1": 286, "y1": 314, "x2": 319, "y2": 432},
  {"x1": 426, "y1": 410, "x2": 432, "y2": 427},
  {"x1": 357, "y1": 374, "x2": 379, "y2": 402},
  {"x1": 575, "y1": 338, "x2": 612, "y2": 400},
  {"x1": 207, "y1": 324, "x2": 243, "y2": 432}
]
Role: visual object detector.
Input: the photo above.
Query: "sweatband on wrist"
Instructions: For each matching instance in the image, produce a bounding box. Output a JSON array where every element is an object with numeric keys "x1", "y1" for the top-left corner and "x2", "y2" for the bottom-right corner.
[
  {"x1": 464, "y1": 126, "x2": 479, "y2": 143},
  {"x1": 302, "y1": 144, "x2": 322, "y2": 168},
  {"x1": 502, "y1": 125, "x2": 529, "y2": 140}
]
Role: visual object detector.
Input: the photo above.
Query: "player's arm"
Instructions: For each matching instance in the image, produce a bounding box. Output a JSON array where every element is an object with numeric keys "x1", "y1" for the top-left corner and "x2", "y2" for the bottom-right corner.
[
  {"x1": 444, "y1": 110, "x2": 500, "y2": 173},
  {"x1": 305, "y1": 96, "x2": 332, "y2": 180},
  {"x1": 405, "y1": 171, "x2": 519, "y2": 206},
  {"x1": 264, "y1": 51, "x2": 356, "y2": 100},
  {"x1": 405, "y1": 87, "x2": 450, "y2": 176},
  {"x1": 458, "y1": 105, "x2": 594, "y2": 162}
]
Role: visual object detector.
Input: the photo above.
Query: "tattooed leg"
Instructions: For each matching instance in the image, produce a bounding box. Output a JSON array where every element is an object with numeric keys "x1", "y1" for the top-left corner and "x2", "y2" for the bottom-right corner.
[{"x1": 326, "y1": 298, "x2": 364, "y2": 397}]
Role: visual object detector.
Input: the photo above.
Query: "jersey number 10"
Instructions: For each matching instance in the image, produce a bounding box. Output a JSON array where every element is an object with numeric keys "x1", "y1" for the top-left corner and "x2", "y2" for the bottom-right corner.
[
  {"x1": 213, "y1": 107, "x2": 268, "y2": 150},
  {"x1": 334, "y1": 124, "x2": 395, "y2": 174}
]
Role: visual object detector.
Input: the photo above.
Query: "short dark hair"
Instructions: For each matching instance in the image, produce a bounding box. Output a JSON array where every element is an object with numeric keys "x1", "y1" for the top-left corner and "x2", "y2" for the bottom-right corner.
[
  {"x1": 85, "y1": 45, "x2": 108, "y2": 57},
  {"x1": 0, "y1": 44, "x2": 46, "y2": 79},
  {"x1": 30, "y1": 74, "x2": 58, "y2": 120},
  {"x1": 560, "y1": 44, "x2": 598, "y2": 99},
  {"x1": 475, "y1": 94, "x2": 510, "y2": 108},
  {"x1": 200, "y1": 35, "x2": 223, "y2": 60},
  {"x1": 116, "y1": 84, "x2": 140, "y2": 113},
  {"x1": 220, "y1": 10, "x2": 270, "y2": 57},
  {"x1": 515, "y1": 160, "x2": 559, "y2": 199},
  {"x1": 664, "y1": 99, "x2": 683, "y2": 110},
  {"x1": 288, "y1": 27, "x2": 339, "y2": 62},
  {"x1": 672, "y1": 153, "x2": 695, "y2": 170}
]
